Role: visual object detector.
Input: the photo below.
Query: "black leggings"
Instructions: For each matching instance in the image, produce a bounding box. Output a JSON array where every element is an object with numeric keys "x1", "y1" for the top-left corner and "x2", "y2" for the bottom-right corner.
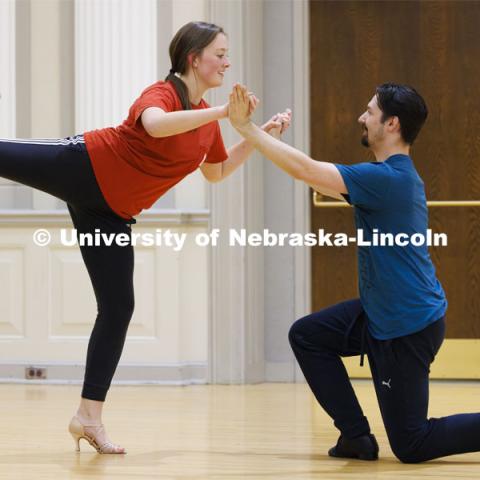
[{"x1": 0, "y1": 136, "x2": 136, "y2": 401}]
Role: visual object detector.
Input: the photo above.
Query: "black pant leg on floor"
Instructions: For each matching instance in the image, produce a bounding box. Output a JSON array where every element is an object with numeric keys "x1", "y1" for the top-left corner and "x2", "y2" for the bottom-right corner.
[
  {"x1": 367, "y1": 317, "x2": 480, "y2": 463},
  {"x1": 289, "y1": 298, "x2": 372, "y2": 439}
]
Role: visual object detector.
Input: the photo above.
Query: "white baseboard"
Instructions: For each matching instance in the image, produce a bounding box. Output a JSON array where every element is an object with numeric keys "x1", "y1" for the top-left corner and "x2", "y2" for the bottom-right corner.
[{"x1": 0, "y1": 362, "x2": 207, "y2": 385}]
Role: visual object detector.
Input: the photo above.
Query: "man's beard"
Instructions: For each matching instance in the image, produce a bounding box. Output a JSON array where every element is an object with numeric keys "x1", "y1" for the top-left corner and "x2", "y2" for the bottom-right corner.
[{"x1": 361, "y1": 131, "x2": 369, "y2": 147}]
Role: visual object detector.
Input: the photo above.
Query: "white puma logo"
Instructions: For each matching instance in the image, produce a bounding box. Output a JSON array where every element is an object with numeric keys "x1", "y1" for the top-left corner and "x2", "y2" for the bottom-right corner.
[{"x1": 382, "y1": 379, "x2": 392, "y2": 389}]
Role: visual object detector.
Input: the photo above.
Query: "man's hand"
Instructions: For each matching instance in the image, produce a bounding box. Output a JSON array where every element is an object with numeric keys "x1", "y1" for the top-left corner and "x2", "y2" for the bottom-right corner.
[
  {"x1": 228, "y1": 84, "x2": 253, "y2": 128},
  {"x1": 220, "y1": 88, "x2": 258, "y2": 120}
]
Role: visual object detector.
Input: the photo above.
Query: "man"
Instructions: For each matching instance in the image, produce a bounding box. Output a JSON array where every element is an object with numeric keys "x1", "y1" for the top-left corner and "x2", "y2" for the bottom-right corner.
[{"x1": 228, "y1": 83, "x2": 480, "y2": 463}]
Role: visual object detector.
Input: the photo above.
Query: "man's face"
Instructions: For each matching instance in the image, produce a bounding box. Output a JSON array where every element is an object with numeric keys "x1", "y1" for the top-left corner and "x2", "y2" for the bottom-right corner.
[{"x1": 358, "y1": 95, "x2": 386, "y2": 148}]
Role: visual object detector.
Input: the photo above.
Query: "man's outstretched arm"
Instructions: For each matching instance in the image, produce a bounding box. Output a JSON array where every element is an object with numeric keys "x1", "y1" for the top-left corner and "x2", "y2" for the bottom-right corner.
[{"x1": 229, "y1": 84, "x2": 347, "y2": 200}]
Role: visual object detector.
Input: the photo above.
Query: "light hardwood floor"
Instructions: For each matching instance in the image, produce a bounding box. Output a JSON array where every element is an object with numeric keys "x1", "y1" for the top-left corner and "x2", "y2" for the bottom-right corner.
[{"x1": 0, "y1": 381, "x2": 479, "y2": 479}]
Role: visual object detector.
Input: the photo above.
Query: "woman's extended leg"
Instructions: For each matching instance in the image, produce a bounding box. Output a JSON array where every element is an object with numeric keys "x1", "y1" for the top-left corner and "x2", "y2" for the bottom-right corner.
[{"x1": 0, "y1": 136, "x2": 109, "y2": 207}]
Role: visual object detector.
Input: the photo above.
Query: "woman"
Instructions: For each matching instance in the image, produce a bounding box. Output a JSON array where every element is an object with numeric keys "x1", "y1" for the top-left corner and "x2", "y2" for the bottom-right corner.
[{"x1": 0, "y1": 21, "x2": 291, "y2": 453}]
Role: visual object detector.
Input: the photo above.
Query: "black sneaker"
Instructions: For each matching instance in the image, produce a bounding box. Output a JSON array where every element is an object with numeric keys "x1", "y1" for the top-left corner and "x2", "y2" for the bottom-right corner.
[{"x1": 328, "y1": 433, "x2": 379, "y2": 461}]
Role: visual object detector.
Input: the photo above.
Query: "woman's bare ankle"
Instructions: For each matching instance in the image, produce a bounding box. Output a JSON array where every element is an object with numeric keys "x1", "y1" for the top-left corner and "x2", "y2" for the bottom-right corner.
[
  {"x1": 77, "y1": 398, "x2": 104, "y2": 423},
  {"x1": 76, "y1": 409, "x2": 100, "y2": 423}
]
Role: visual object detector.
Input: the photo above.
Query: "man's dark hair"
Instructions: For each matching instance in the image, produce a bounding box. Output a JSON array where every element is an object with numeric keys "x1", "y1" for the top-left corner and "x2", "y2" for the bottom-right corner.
[{"x1": 375, "y1": 83, "x2": 428, "y2": 145}]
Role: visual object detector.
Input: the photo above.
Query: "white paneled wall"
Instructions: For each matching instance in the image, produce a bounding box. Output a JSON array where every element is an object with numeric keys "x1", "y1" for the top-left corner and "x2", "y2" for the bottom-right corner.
[
  {"x1": 0, "y1": 248, "x2": 24, "y2": 336},
  {"x1": 0, "y1": 215, "x2": 208, "y2": 383},
  {"x1": 0, "y1": 0, "x2": 16, "y2": 139},
  {"x1": 75, "y1": 0, "x2": 157, "y2": 132}
]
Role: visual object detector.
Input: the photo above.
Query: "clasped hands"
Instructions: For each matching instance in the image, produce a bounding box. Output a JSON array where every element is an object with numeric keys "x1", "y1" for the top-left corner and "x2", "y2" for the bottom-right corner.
[{"x1": 224, "y1": 83, "x2": 292, "y2": 138}]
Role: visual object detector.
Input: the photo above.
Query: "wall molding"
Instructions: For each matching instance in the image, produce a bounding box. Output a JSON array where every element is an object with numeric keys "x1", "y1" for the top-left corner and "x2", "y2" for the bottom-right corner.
[
  {"x1": 292, "y1": 0, "x2": 310, "y2": 383},
  {"x1": 0, "y1": 209, "x2": 210, "y2": 226},
  {"x1": 0, "y1": 362, "x2": 207, "y2": 385},
  {"x1": 207, "y1": 0, "x2": 265, "y2": 384}
]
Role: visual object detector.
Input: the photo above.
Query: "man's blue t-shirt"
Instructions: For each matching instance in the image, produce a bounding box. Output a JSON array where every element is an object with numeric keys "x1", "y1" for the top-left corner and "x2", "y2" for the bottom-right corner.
[{"x1": 335, "y1": 154, "x2": 447, "y2": 340}]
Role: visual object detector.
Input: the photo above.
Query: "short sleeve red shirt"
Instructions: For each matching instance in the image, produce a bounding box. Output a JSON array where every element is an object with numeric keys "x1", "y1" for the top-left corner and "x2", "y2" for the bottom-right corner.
[{"x1": 83, "y1": 81, "x2": 228, "y2": 220}]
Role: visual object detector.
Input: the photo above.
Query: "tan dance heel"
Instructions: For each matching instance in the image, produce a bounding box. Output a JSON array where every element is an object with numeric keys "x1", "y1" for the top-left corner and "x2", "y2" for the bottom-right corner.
[{"x1": 68, "y1": 415, "x2": 126, "y2": 454}]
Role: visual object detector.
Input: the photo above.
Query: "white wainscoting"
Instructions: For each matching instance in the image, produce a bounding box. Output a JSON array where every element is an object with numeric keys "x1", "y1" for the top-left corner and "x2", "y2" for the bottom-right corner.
[{"x1": 0, "y1": 210, "x2": 209, "y2": 385}]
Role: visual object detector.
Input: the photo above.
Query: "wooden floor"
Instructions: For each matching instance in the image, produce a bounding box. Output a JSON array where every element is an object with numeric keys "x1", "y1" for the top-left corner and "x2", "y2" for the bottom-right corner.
[{"x1": 0, "y1": 381, "x2": 479, "y2": 479}]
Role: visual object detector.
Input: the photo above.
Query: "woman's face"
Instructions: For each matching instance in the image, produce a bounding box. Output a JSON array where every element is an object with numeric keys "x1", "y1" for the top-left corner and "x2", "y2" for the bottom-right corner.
[{"x1": 193, "y1": 33, "x2": 230, "y2": 88}]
